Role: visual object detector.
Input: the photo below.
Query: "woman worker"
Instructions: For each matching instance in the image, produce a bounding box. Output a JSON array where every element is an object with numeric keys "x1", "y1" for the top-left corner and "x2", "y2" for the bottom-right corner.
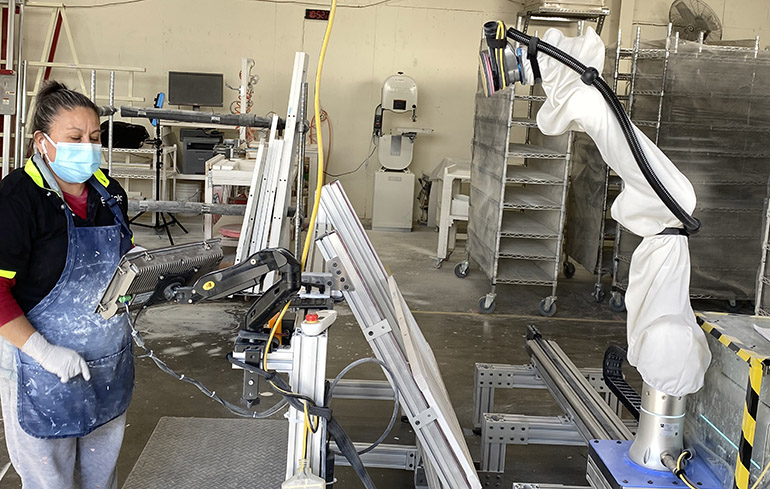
[{"x1": 0, "y1": 81, "x2": 134, "y2": 488}]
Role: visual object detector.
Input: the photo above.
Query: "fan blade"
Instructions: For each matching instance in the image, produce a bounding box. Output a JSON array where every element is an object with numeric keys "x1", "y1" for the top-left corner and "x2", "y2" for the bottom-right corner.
[{"x1": 673, "y1": 1, "x2": 699, "y2": 26}]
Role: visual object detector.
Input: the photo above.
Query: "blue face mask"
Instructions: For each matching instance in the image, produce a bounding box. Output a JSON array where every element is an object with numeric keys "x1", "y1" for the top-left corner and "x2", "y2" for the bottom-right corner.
[{"x1": 41, "y1": 133, "x2": 102, "y2": 184}]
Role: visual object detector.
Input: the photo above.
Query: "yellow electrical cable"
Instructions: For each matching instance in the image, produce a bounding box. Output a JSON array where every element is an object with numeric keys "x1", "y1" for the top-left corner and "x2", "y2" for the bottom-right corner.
[
  {"x1": 299, "y1": 0, "x2": 339, "y2": 464},
  {"x1": 675, "y1": 452, "x2": 699, "y2": 489},
  {"x1": 261, "y1": 0, "x2": 339, "y2": 466},
  {"x1": 751, "y1": 458, "x2": 770, "y2": 489},
  {"x1": 303, "y1": 402, "x2": 312, "y2": 459},
  {"x1": 496, "y1": 21, "x2": 507, "y2": 88},
  {"x1": 301, "y1": 0, "x2": 338, "y2": 269},
  {"x1": 253, "y1": 0, "x2": 338, "y2": 453}
]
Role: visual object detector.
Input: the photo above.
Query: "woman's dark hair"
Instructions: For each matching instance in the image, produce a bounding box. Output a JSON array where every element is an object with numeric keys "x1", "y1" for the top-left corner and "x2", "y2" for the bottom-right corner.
[
  {"x1": 30, "y1": 81, "x2": 99, "y2": 135},
  {"x1": 28, "y1": 81, "x2": 100, "y2": 156}
]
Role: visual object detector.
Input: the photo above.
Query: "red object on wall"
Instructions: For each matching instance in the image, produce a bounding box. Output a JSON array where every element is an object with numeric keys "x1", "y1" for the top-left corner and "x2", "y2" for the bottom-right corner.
[
  {"x1": 305, "y1": 9, "x2": 331, "y2": 21},
  {"x1": 44, "y1": 11, "x2": 64, "y2": 80}
]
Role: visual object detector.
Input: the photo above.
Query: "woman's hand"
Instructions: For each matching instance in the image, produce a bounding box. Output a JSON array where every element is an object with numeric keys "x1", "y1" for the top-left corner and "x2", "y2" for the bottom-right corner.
[{"x1": 21, "y1": 332, "x2": 91, "y2": 383}]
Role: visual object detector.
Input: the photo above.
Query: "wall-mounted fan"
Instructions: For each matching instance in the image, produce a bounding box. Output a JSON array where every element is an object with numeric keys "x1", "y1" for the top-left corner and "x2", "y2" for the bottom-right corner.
[{"x1": 669, "y1": 0, "x2": 723, "y2": 43}]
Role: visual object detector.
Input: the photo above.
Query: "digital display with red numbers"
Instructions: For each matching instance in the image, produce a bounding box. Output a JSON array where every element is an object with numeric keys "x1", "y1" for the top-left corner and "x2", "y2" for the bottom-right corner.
[{"x1": 305, "y1": 9, "x2": 331, "y2": 21}]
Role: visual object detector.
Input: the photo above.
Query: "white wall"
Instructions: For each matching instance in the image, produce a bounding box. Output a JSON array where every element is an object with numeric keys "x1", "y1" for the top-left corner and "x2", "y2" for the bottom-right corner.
[
  {"x1": 22, "y1": 0, "x2": 527, "y2": 217},
  {"x1": 630, "y1": 0, "x2": 770, "y2": 44},
  {"x1": 19, "y1": 0, "x2": 769, "y2": 217}
]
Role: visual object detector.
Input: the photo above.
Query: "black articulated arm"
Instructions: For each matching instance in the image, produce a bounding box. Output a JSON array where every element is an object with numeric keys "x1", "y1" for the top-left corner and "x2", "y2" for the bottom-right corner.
[{"x1": 173, "y1": 248, "x2": 302, "y2": 331}]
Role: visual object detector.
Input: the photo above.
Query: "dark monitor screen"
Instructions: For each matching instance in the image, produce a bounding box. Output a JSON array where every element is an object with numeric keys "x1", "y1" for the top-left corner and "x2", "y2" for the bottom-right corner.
[{"x1": 168, "y1": 71, "x2": 224, "y2": 107}]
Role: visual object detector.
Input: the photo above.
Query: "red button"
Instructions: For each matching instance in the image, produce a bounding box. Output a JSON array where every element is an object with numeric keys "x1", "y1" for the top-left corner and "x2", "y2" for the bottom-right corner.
[{"x1": 306, "y1": 313, "x2": 319, "y2": 323}]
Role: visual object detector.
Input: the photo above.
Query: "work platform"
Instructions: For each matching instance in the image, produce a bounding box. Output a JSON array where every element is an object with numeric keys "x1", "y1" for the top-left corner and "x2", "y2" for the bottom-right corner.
[{"x1": 123, "y1": 417, "x2": 288, "y2": 488}]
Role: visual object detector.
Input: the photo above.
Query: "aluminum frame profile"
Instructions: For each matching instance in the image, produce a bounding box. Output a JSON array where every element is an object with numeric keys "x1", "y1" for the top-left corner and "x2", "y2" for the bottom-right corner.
[
  {"x1": 330, "y1": 442, "x2": 418, "y2": 471},
  {"x1": 269, "y1": 52, "x2": 308, "y2": 252},
  {"x1": 285, "y1": 330, "x2": 328, "y2": 479},
  {"x1": 316, "y1": 182, "x2": 481, "y2": 489},
  {"x1": 248, "y1": 115, "x2": 281, "y2": 259},
  {"x1": 234, "y1": 141, "x2": 266, "y2": 265},
  {"x1": 481, "y1": 413, "x2": 584, "y2": 473},
  {"x1": 514, "y1": 485, "x2": 590, "y2": 489},
  {"x1": 526, "y1": 330, "x2": 632, "y2": 442},
  {"x1": 471, "y1": 364, "x2": 617, "y2": 430}
]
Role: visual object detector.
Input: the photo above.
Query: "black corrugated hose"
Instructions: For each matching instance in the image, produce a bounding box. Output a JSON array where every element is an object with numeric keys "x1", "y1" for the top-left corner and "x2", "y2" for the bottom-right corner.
[{"x1": 486, "y1": 23, "x2": 701, "y2": 235}]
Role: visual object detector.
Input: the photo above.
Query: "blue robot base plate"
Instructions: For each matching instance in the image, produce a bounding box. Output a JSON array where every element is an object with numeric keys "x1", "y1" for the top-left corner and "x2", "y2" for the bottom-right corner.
[{"x1": 587, "y1": 440, "x2": 722, "y2": 489}]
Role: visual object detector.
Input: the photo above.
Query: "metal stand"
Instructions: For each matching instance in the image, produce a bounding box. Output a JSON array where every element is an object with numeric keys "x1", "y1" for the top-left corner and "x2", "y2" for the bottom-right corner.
[
  {"x1": 130, "y1": 119, "x2": 188, "y2": 245},
  {"x1": 473, "y1": 326, "x2": 633, "y2": 474},
  {"x1": 257, "y1": 326, "x2": 329, "y2": 479}
]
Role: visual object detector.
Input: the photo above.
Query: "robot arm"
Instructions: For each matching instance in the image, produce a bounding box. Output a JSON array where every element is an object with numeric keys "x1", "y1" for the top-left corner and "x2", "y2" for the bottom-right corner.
[
  {"x1": 479, "y1": 21, "x2": 701, "y2": 236},
  {"x1": 97, "y1": 241, "x2": 302, "y2": 334},
  {"x1": 478, "y1": 21, "x2": 713, "y2": 477},
  {"x1": 172, "y1": 248, "x2": 302, "y2": 332}
]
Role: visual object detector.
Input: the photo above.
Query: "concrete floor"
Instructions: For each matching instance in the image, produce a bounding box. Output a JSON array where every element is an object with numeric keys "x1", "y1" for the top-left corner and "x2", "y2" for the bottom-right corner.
[{"x1": 0, "y1": 215, "x2": 749, "y2": 488}]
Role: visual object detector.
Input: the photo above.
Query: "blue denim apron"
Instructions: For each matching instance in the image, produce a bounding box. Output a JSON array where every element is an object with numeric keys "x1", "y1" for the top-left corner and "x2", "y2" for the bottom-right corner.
[{"x1": 15, "y1": 167, "x2": 134, "y2": 439}]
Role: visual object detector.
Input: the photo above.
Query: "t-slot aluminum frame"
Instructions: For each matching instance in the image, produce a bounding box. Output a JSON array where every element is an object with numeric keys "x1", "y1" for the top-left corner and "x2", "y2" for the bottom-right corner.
[{"x1": 316, "y1": 181, "x2": 482, "y2": 489}]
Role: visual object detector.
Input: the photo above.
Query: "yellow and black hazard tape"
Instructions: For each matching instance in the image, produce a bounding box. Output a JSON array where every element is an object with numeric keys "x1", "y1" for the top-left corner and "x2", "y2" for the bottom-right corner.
[{"x1": 696, "y1": 315, "x2": 770, "y2": 489}]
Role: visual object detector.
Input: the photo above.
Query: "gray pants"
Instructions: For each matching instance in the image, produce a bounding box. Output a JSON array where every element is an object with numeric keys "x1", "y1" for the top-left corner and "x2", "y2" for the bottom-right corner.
[{"x1": 0, "y1": 378, "x2": 125, "y2": 489}]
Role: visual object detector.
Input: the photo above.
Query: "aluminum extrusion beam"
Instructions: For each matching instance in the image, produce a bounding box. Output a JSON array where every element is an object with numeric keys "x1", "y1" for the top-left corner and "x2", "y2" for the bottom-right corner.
[
  {"x1": 472, "y1": 363, "x2": 615, "y2": 429},
  {"x1": 485, "y1": 413, "x2": 584, "y2": 446},
  {"x1": 331, "y1": 442, "x2": 418, "y2": 471},
  {"x1": 480, "y1": 413, "x2": 584, "y2": 473},
  {"x1": 525, "y1": 326, "x2": 632, "y2": 442},
  {"x1": 328, "y1": 379, "x2": 395, "y2": 401},
  {"x1": 513, "y1": 484, "x2": 589, "y2": 489},
  {"x1": 128, "y1": 200, "x2": 245, "y2": 216},
  {"x1": 317, "y1": 182, "x2": 481, "y2": 489}
]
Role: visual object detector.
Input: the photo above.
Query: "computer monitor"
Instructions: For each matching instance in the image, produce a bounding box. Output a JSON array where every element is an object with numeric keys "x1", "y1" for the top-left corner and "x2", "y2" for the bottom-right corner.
[{"x1": 168, "y1": 71, "x2": 224, "y2": 108}]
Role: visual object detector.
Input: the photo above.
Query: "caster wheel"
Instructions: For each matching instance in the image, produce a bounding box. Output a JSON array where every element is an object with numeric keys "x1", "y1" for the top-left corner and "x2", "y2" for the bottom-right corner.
[
  {"x1": 592, "y1": 286, "x2": 605, "y2": 303},
  {"x1": 539, "y1": 298, "x2": 557, "y2": 317},
  {"x1": 433, "y1": 258, "x2": 443, "y2": 269},
  {"x1": 454, "y1": 262, "x2": 469, "y2": 279},
  {"x1": 609, "y1": 293, "x2": 626, "y2": 313},
  {"x1": 478, "y1": 296, "x2": 496, "y2": 314},
  {"x1": 563, "y1": 261, "x2": 576, "y2": 279},
  {"x1": 726, "y1": 300, "x2": 742, "y2": 313}
]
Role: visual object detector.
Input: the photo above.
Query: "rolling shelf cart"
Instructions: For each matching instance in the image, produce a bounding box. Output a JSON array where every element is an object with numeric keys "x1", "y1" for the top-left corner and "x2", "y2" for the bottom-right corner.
[
  {"x1": 566, "y1": 134, "x2": 621, "y2": 305},
  {"x1": 520, "y1": 3, "x2": 610, "y2": 36},
  {"x1": 603, "y1": 28, "x2": 770, "y2": 312},
  {"x1": 564, "y1": 28, "x2": 629, "y2": 307},
  {"x1": 457, "y1": 83, "x2": 573, "y2": 317},
  {"x1": 454, "y1": 7, "x2": 606, "y2": 317}
]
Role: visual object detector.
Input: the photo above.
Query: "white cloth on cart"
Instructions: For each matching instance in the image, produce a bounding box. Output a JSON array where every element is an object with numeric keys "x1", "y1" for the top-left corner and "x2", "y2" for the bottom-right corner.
[{"x1": 520, "y1": 27, "x2": 710, "y2": 396}]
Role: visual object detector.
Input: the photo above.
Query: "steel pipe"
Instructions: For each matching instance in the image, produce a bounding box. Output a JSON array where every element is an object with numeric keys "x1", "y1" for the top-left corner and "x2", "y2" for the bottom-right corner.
[{"x1": 120, "y1": 105, "x2": 282, "y2": 129}]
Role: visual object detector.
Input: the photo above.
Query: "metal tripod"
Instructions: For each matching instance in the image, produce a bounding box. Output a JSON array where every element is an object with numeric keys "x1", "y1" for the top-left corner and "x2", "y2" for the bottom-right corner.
[{"x1": 129, "y1": 117, "x2": 188, "y2": 245}]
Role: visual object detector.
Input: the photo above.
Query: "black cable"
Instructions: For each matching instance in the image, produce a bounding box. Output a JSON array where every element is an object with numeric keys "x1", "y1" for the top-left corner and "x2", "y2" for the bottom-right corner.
[
  {"x1": 325, "y1": 357, "x2": 400, "y2": 456},
  {"x1": 227, "y1": 353, "x2": 318, "y2": 406},
  {"x1": 325, "y1": 138, "x2": 377, "y2": 178},
  {"x1": 502, "y1": 26, "x2": 701, "y2": 235},
  {"x1": 227, "y1": 354, "x2": 377, "y2": 489},
  {"x1": 128, "y1": 304, "x2": 377, "y2": 488},
  {"x1": 125, "y1": 304, "x2": 288, "y2": 419}
]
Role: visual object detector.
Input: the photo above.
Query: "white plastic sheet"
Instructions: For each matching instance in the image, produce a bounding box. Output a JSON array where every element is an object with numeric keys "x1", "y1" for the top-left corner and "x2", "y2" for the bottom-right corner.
[{"x1": 521, "y1": 27, "x2": 711, "y2": 396}]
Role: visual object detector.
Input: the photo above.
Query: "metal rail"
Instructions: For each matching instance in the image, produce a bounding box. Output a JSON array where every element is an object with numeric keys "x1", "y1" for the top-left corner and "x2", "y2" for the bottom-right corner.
[{"x1": 525, "y1": 325, "x2": 632, "y2": 443}]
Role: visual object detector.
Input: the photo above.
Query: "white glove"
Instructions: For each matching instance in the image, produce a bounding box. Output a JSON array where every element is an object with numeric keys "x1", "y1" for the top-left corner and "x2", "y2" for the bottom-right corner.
[{"x1": 21, "y1": 332, "x2": 91, "y2": 383}]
